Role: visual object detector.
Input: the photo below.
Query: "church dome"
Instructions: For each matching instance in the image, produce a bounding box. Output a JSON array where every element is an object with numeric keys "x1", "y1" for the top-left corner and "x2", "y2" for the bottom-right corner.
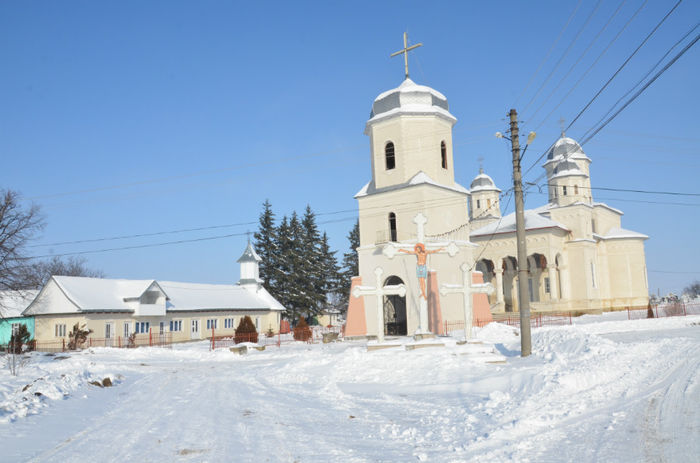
[
  {"x1": 367, "y1": 78, "x2": 457, "y2": 127},
  {"x1": 470, "y1": 169, "x2": 501, "y2": 193},
  {"x1": 549, "y1": 158, "x2": 587, "y2": 179},
  {"x1": 545, "y1": 136, "x2": 590, "y2": 163}
]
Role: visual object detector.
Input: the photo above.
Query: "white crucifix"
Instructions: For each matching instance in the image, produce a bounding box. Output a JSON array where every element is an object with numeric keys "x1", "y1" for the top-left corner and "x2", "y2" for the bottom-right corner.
[
  {"x1": 382, "y1": 212, "x2": 459, "y2": 334},
  {"x1": 352, "y1": 267, "x2": 406, "y2": 344},
  {"x1": 440, "y1": 263, "x2": 494, "y2": 342}
]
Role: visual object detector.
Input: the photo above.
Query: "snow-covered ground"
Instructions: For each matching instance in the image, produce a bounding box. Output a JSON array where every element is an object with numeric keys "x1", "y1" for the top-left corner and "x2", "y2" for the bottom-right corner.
[{"x1": 1, "y1": 313, "x2": 698, "y2": 462}]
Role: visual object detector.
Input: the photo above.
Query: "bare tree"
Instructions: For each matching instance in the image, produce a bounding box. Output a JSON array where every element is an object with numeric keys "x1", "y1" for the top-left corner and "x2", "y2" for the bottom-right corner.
[
  {"x1": 23, "y1": 255, "x2": 104, "y2": 289},
  {"x1": 683, "y1": 281, "x2": 700, "y2": 299},
  {"x1": 0, "y1": 189, "x2": 44, "y2": 296}
]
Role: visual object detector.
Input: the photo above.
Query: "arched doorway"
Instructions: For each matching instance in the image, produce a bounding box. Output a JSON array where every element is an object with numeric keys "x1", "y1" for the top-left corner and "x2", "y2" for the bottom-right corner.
[
  {"x1": 476, "y1": 259, "x2": 497, "y2": 305},
  {"x1": 527, "y1": 253, "x2": 547, "y2": 302},
  {"x1": 384, "y1": 276, "x2": 407, "y2": 335}
]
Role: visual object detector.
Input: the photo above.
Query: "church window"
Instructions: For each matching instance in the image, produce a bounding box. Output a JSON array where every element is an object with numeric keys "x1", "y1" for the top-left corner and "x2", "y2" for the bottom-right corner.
[
  {"x1": 563, "y1": 186, "x2": 567, "y2": 196},
  {"x1": 389, "y1": 212, "x2": 397, "y2": 241},
  {"x1": 544, "y1": 277, "x2": 551, "y2": 294},
  {"x1": 476, "y1": 199, "x2": 481, "y2": 209},
  {"x1": 487, "y1": 198, "x2": 491, "y2": 208},
  {"x1": 591, "y1": 219, "x2": 596, "y2": 234},
  {"x1": 385, "y1": 142, "x2": 395, "y2": 170},
  {"x1": 440, "y1": 141, "x2": 447, "y2": 169},
  {"x1": 591, "y1": 262, "x2": 597, "y2": 288},
  {"x1": 574, "y1": 185, "x2": 579, "y2": 195}
]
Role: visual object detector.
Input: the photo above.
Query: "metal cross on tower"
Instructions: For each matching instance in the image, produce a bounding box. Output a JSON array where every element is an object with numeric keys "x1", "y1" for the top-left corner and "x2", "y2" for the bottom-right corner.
[
  {"x1": 390, "y1": 32, "x2": 423, "y2": 79},
  {"x1": 440, "y1": 263, "x2": 494, "y2": 342},
  {"x1": 352, "y1": 267, "x2": 407, "y2": 344}
]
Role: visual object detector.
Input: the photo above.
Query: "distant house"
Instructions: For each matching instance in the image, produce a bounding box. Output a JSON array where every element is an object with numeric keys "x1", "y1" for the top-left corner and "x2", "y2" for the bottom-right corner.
[
  {"x1": 0, "y1": 290, "x2": 38, "y2": 345},
  {"x1": 317, "y1": 307, "x2": 342, "y2": 327},
  {"x1": 23, "y1": 243, "x2": 285, "y2": 345}
]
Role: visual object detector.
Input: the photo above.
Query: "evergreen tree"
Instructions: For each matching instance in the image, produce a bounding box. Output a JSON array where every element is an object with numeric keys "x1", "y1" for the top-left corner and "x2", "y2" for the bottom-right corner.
[
  {"x1": 273, "y1": 215, "x2": 293, "y2": 311},
  {"x1": 253, "y1": 200, "x2": 277, "y2": 289},
  {"x1": 286, "y1": 212, "x2": 307, "y2": 320},
  {"x1": 319, "y1": 231, "x2": 341, "y2": 308},
  {"x1": 339, "y1": 220, "x2": 360, "y2": 309},
  {"x1": 301, "y1": 205, "x2": 325, "y2": 316}
]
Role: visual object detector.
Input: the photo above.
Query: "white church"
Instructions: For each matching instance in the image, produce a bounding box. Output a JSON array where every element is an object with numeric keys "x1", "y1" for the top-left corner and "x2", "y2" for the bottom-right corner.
[{"x1": 345, "y1": 58, "x2": 649, "y2": 339}]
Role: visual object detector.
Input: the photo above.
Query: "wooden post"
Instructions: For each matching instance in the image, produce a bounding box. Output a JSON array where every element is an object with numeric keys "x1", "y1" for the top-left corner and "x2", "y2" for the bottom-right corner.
[{"x1": 149, "y1": 328, "x2": 152, "y2": 346}]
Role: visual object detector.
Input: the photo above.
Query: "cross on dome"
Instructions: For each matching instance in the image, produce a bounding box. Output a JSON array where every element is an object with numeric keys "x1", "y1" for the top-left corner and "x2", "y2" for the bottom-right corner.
[{"x1": 390, "y1": 32, "x2": 423, "y2": 79}]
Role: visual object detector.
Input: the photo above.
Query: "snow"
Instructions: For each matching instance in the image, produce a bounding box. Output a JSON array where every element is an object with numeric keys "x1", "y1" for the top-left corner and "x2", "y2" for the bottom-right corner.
[
  {"x1": 0, "y1": 290, "x2": 38, "y2": 318},
  {"x1": 1, "y1": 313, "x2": 698, "y2": 462},
  {"x1": 597, "y1": 227, "x2": 649, "y2": 240},
  {"x1": 355, "y1": 171, "x2": 470, "y2": 199},
  {"x1": 471, "y1": 210, "x2": 569, "y2": 238}
]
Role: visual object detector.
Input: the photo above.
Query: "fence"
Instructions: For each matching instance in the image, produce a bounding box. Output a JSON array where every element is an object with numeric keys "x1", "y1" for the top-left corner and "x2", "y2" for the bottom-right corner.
[
  {"x1": 627, "y1": 301, "x2": 700, "y2": 320},
  {"x1": 209, "y1": 325, "x2": 343, "y2": 350},
  {"x1": 443, "y1": 312, "x2": 573, "y2": 336},
  {"x1": 27, "y1": 330, "x2": 174, "y2": 353}
]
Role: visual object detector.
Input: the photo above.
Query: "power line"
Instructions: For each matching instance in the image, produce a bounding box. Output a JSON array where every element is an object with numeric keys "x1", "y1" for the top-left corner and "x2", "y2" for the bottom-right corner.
[
  {"x1": 565, "y1": 0, "x2": 683, "y2": 132},
  {"x1": 541, "y1": 184, "x2": 700, "y2": 197},
  {"x1": 513, "y1": 0, "x2": 583, "y2": 107},
  {"x1": 580, "y1": 30, "x2": 700, "y2": 146},
  {"x1": 528, "y1": 0, "x2": 626, "y2": 124},
  {"x1": 523, "y1": 0, "x2": 602, "y2": 114}
]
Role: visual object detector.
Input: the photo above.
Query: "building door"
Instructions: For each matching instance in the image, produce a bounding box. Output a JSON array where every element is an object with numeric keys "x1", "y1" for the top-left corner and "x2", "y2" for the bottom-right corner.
[
  {"x1": 105, "y1": 322, "x2": 114, "y2": 347},
  {"x1": 191, "y1": 319, "x2": 200, "y2": 339},
  {"x1": 384, "y1": 276, "x2": 407, "y2": 336}
]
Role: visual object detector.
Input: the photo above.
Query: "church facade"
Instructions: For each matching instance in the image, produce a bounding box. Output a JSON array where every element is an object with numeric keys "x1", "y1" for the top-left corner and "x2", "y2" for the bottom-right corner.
[
  {"x1": 345, "y1": 76, "x2": 649, "y2": 340},
  {"x1": 465, "y1": 136, "x2": 649, "y2": 313}
]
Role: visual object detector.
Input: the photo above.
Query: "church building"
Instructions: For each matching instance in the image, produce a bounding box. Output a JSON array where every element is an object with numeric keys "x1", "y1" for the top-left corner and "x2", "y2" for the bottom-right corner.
[{"x1": 466, "y1": 136, "x2": 649, "y2": 313}]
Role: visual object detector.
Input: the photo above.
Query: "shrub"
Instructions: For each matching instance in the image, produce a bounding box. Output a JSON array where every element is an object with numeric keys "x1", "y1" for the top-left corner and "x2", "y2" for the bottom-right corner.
[
  {"x1": 8, "y1": 324, "x2": 31, "y2": 354},
  {"x1": 67, "y1": 323, "x2": 93, "y2": 350},
  {"x1": 235, "y1": 316, "x2": 258, "y2": 344},
  {"x1": 646, "y1": 302, "x2": 655, "y2": 319},
  {"x1": 293, "y1": 317, "x2": 312, "y2": 342}
]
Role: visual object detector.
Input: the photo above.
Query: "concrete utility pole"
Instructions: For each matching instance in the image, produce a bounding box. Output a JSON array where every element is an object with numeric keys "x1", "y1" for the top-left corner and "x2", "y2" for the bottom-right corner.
[{"x1": 509, "y1": 109, "x2": 532, "y2": 357}]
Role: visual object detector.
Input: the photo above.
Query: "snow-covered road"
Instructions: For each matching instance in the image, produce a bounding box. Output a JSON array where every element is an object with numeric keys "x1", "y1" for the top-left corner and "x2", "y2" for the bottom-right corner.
[{"x1": 1, "y1": 314, "x2": 698, "y2": 462}]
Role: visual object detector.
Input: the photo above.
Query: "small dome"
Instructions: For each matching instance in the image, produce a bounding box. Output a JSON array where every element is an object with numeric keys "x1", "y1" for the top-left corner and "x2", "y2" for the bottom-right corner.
[
  {"x1": 546, "y1": 136, "x2": 590, "y2": 162},
  {"x1": 367, "y1": 78, "x2": 456, "y2": 127},
  {"x1": 470, "y1": 169, "x2": 501, "y2": 193}
]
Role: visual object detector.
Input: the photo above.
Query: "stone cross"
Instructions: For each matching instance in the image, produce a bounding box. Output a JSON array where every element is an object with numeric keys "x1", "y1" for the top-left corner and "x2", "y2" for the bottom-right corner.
[
  {"x1": 440, "y1": 263, "x2": 494, "y2": 341},
  {"x1": 382, "y1": 212, "x2": 459, "y2": 334},
  {"x1": 352, "y1": 267, "x2": 406, "y2": 344}
]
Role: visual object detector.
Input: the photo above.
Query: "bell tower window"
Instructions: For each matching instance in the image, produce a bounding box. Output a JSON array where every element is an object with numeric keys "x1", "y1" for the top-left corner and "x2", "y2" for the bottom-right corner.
[
  {"x1": 385, "y1": 142, "x2": 396, "y2": 170},
  {"x1": 440, "y1": 141, "x2": 447, "y2": 169},
  {"x1": 563, "y1": 186, "x2": 567, "y2": 196},
  {"x1": 388, "y1": 212, "x2": 397, "y2": 241},
  {"x1": 476, "y1": 199, "x2": 481, "y2": 209}
]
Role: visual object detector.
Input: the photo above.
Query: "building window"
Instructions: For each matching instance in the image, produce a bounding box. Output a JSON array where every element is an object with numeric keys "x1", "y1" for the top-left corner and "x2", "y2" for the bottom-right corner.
[
  {"x1": 591, "y1": 262, "x2": 597, "y2": 289},
  {"x1": 563, "y1": 186, "x2": 567, "y2": 196},
  {"x1": 255, "y1": 317, "x2": 260, "y2": 330},
  {"x1": 476, "y1": 199, "x2": 481, "y2": 209},
  {"x1": 169, "y1": 320, "x2": 183, "y2": 332},
  {"x1": 544, "y1": 277, "x2": 551, "y2": 294},
  {"x1": 487, "y1": 198, "x2": 492, "y2": 208},
  {"x1": 591, "y1": 219, "x2": 596, "y2": 234},
  {"x1": 135, "y1": 322, "x2": 150, "y2": 334},
  {"x1": 574, "y1": 185, "x2": 579, "y2": 195},
  {"x1": 206, "y1": 319, "x2": 218, "y2": 330},
  {"x1": 224, "y1": 318, "x2": 236, "y2": 329},
  {"x1": 440, "y1": 141, "x2": 447, "y2": 169},
  {"x1": 55, "y1": 324, "x2": 66, "y2": 337},
  {"x1": 385, "y1": 142, "x2": 395, "y2": 170},
  {"x1": 389, "y1": 212, "x2": 397, "y2": 241},
  {"x1": 124, "y1": 322, "x2": 131, "y2": 338},
  {"x1": 159, "y1": 322, "x2": 165, "y2": 335},
  {"x1": 11, "y1": 323, "x2": 21, "y2": 336}
]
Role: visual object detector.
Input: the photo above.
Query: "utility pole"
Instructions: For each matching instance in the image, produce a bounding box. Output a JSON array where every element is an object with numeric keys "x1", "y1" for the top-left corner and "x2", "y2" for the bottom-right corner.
[{"x1": 509, "y1": 108, "x2": 532, "y2": 357}]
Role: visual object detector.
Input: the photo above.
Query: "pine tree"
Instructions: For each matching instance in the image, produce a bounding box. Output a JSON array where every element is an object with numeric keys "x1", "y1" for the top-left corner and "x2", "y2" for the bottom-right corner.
[
  {"x1": 301, "y1": 205, "x2": 325, "y2": 316},
  {"x1": 319, "y1": 231, "x2": 341, "y2": 308},
  {"x1": 273, "y1": 215, "x2": 293, "y2": 312},
  {"x1": 339, "y1": 220, "x2": 360, "y2": 309},
  {"x1": 286, "y1": 212, "x2": 309, "y2": 320},
  {"x1": 253, "y1": 200, "x2": 277, "y2": 289}
]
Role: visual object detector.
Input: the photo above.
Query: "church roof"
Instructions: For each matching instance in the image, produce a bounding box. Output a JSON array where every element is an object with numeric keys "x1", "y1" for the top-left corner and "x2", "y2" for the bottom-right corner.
[
  {"x1": 237, "y1": 241, "x2": 261, "y2": 263},
  {"x1": 544, "y1": 136, "x2": 591, "y2": 166},
  {"x1": 470, "y1": 210, "x2": 569, "y2": 238},
  {"x1": 355, "y1": 171, "x2": 469, "y2": 198},
  {"x1": 596, "y1": 227, "x2": 648, "y2": 241},
  {"x1": 549, "y1": 158, "x2": 588, "y2": 180},
  {"x1": 366, "y1": 78, "x2": 457, "y2": 130},
  {"x1": 470, "y1": 170, "x2": 501, "y2": 193}
]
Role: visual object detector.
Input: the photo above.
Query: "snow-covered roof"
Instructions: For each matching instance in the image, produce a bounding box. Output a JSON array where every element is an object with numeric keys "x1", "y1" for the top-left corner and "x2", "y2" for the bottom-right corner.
[
  {"x1": 597, "y1": 227, "x2": 648, "y2": 241},
  {"x1": 549, "y1": 158, "x2": 588, "y2": 180},
  {"x1": 366, "y1": 78, "x2": 457, "y2": 130},
  {"x1": 0, "y1": 290, "x2": 38, "y2": 318},
  {"x1": 545, "y1": 136, "x2": 591, "y2": 165},
  {"x1": 24, "y1": 276, "x2": 285, "y2": 315},
  {"x1": 237, "y1": 241, "x2": 261, "y2": 263},
  {"x1": 470, "y1": 169, "x2": 501, "y2": 193},
  {"x1": 355, "y1": 171, "x2": 469, "y2": 198},
  {"x1": 471, "y1": 210, "x2": 569, "y2": 238}
]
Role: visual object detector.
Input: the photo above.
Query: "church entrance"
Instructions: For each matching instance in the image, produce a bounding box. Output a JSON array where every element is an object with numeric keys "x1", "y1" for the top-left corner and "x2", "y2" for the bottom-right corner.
[{"x1": 384, "y1": 276, "x2": 407, "y2": 336}]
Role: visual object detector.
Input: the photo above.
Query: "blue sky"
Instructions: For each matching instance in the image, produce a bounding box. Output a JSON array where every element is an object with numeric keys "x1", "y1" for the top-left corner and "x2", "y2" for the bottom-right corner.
[{"x1": 1, "y1": 0, "x2": 698, "y2": 295}]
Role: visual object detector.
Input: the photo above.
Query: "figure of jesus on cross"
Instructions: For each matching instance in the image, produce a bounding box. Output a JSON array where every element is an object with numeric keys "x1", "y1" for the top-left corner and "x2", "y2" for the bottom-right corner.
[{"x1": 398, "y1": 243, "x2": 443, "y2": 300}]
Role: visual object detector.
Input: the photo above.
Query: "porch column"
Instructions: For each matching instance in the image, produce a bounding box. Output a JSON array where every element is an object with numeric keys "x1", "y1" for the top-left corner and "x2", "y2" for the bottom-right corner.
[
  {"x1": 548, "y1": 265, "x2": 558, "y2": 300},
  {"x1": 495, "y1": 268, "x2": 504, "y2": 305}
]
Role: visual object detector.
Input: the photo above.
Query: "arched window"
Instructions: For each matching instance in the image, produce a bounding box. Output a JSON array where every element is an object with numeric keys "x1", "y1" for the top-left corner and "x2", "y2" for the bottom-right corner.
[
  {"x1": 388, "y1": 212, "x2": 397, "y2": 241},
  {"x1": 385, "y1": 142, "x2": 395, "y2": 170},
  {"x1": 440, "y1": 141, "x2": 447, "y2": 169}
]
